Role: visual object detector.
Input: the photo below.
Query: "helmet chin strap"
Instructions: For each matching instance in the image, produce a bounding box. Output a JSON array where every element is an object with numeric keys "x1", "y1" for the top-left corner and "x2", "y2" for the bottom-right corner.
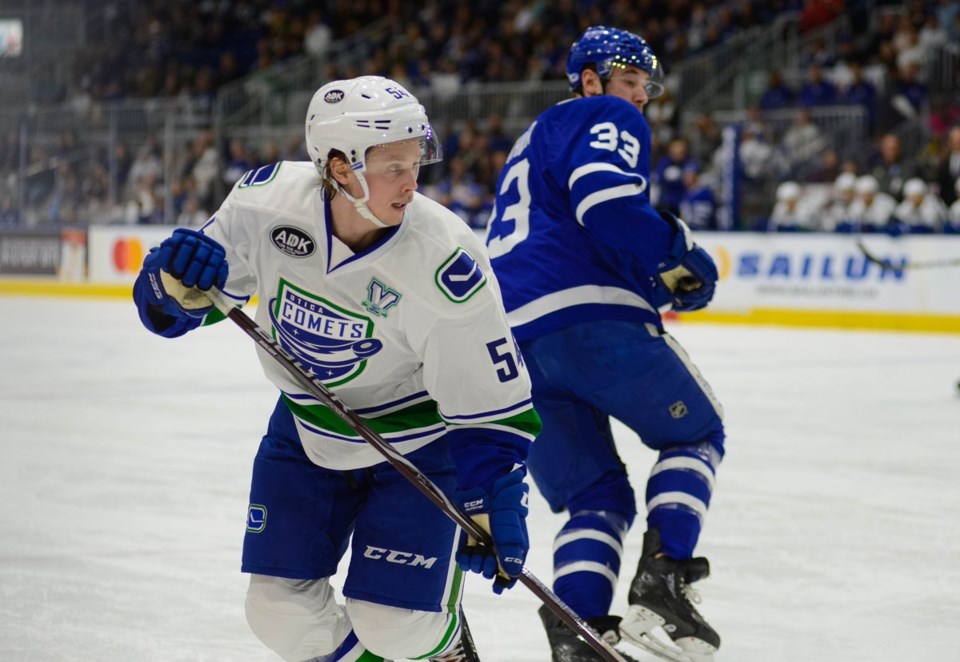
[{"x1": 336, "y1": 172, "x2": 390, "y2": 229}]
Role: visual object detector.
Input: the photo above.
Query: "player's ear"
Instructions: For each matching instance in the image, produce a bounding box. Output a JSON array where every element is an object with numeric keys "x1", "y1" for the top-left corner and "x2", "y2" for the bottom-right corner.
[
  {"x1": 329, "y1": 157, "x2": 352, "y2": 186},
  {"x1": 580, "y1": 69, "x2": 603, "y2": 97}
]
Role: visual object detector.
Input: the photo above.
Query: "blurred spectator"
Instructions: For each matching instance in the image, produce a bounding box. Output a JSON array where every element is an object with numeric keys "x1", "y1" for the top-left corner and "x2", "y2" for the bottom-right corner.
[
  {"x1": 176, "y1": 195, "x2": 210, "y2": 227},
  {"x1": 759, "y1": 70, "x2": 795, "y2": 111},
  {"x1": 948, "y1": 178, "x2": 960, "y2": 232},
  {"x1": 303, "y1": 10, "x2": 333, "y2": 58},
  {"x1": 797, "y1": 63, "x2": 838, "y2": 107},
  {"x1": 736, "y1": 122, "x2": 781, "y2": 180},
  {"x1": 800, "y1": 0, "x2": 845, "y2": 32},
  {"x1": 768, "y1": 181, "x2": 818, "y2": 231},
  {"x1": 839, "y1": 61, "x2": 879, "y2": 134},
  {"x1": 929, "y1": 96, "x2": 960, "y2": 140},
  {"x1": 936, "y1": 125, "x2": 960, "y2": 207},
  {"x1": 869, "y1": 133, "x2": 917, "y2": 199},
  {"x1": 807, "y1": 147, "x2": 843, "y2": 183},
  {"x1": 822, "y1": 172, "x2": 858, "y2": 231},
  {"x1": 127, "y1": 143, "x2": 162, "y2": 193},
  {"x1": 223, "y1": 138, "x2": 254, "y2": 187},
  {"x1": 894, "y1": 19, "x2": 927, "y2": 75},
  {"x1": 653, "y1": 138, "x2": 697, "y2": 214},
  {"x1": 188, "y1": 130, "x2": 219, "y2": 210},
  {"x1": 484, "y1": 114, "x2": 513, "y2": 154},
  {"x1": 678, "y1": 165, "x2": 717, "y2": 230},
  {"x1": 782, "y1": 107, "x2": 827, "y2": 173},
  {"x1": 892, "y1": 62, "x2": 928, "y2": 118},
  {"x1": 450, "y1": 182, "x2": 493, "y2": 230},
  {"x1": 689, "y1": 111, "x2": 723, "y2": 166},
  {"x1": 893, "y1": 177, "x2": 948, "y2": 233},
  {"x1": 845, "y1": 174, "x2": 897, "y2": 233},
  {"x1": 646, "y1": 85, "x2": 678, "y2": 159}
]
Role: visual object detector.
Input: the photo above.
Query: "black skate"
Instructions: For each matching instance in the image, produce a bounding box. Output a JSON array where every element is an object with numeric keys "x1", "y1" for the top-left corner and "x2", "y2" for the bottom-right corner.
[
  {"x1": 538, "y1": 604, "x2": 641, "y2": 662},
  {"x1": 620, "y1": 529, "x2": 719, "y2": 662},
  {"x1": 430, "y1": 611, "x2": 480, "y2": 661}
]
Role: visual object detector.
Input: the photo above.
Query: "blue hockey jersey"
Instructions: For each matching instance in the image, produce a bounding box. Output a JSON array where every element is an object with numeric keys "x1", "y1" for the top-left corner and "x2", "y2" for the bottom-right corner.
[{"x1": 485, "y1": 95, "x2": 674, "y2": 341}]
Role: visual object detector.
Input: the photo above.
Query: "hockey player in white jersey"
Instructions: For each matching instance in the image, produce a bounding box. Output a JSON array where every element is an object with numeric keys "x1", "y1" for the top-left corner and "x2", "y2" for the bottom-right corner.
[
  {"x1": 486, "y1": 27, "x2": 723, "y2": 662},
  {"x1": 133, "y1": 76, "x2": 540, "y2": 662}
]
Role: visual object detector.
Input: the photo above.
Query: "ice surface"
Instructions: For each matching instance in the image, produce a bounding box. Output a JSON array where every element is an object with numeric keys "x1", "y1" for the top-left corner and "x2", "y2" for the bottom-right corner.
[{"x1": 2, "y1": 295, "x2": 958, "y2": 661}]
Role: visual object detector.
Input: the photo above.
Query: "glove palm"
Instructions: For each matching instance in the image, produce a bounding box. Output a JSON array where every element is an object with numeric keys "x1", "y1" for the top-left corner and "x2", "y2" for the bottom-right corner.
[
  {"x1": 654, "y1": 210, "x2": 718, "y2": 312},
  {"x1": 455, "y1": 470, "x2": 529, "y2": 594},
  {"x1": 141, "y1": 228, "x2": 228, "y2": 319}
]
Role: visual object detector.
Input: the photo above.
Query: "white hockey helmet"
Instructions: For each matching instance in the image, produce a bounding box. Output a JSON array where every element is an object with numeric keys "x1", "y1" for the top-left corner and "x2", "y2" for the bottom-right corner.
[
  {"x1": 305, "y1": 76, "x2": 441, "y2": 178},
  {"x1": 902, "y1": 177, "x2": 926, "y2": 198},
  {"x1": 776, "y1": 181, "x2": 802, "y2": 201},
  {"x1": 854, "y1": 175, "x2": 879, "y2": 195},
  {"x1": 834, "y1": 172, "x2": 856, "y2": 192}
]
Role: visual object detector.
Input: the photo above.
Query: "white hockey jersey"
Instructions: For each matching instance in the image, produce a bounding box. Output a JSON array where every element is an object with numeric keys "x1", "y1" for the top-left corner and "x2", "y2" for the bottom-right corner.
[{"x1": 200, "y1": 161, "x2": 539, "y2": 472}]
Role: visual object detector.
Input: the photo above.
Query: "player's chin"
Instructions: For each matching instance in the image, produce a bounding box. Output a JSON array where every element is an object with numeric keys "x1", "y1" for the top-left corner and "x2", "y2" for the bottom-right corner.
[{"x1": 381, "y1": 202, "x2": 409, "y2": 225}]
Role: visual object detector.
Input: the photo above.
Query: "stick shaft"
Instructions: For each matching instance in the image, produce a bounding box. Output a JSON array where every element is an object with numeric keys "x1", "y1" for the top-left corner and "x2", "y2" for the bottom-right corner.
[
  {"x1": 206, "y1": 290, "x2": 626, "y2": 662},
  {"x1": 857, "y1": 240, "x2": 960, "y2": 270}
]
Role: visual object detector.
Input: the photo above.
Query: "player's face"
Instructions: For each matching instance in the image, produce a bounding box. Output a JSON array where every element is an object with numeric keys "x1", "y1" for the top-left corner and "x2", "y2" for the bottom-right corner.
[
  {"x1": 363, "y1": 139, "x2": 422, "y2": 226},
  {"x1": 604, "y1": 65, "x2": 651, "y2": 113}
]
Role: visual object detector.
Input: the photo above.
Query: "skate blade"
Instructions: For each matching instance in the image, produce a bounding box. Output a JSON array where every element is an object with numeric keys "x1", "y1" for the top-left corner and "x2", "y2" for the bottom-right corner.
[{"x1": 619, "y1": 606, "x2": 716, "y2": 662}]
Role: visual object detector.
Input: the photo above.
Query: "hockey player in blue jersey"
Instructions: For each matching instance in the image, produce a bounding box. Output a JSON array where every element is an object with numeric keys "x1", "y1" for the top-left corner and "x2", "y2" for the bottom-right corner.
[
  {"x1": 486, "y1": 27, "x2": 724, "y2": 662},
  {"x1": 132, "y1": 76, "x2": 540, "y2": 662}
]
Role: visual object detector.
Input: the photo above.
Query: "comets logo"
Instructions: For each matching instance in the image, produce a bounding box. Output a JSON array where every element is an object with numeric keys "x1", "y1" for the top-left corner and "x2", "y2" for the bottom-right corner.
[{"x1": 269, "y1": 279, "x2": 383, "y2": 386}]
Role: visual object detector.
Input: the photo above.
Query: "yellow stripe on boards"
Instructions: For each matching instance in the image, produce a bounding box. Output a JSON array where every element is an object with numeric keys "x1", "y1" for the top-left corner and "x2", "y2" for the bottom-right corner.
[{"x1": 670, "y1": 309, "x2": 960, "y2": 334}]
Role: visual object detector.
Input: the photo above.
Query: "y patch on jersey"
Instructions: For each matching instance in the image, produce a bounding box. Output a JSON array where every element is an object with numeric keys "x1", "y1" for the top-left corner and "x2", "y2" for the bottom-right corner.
[
  {"x1": 435, "y1": 248, "x2": 487, "y2": 303},
  {"x1": 269, "y1": 279, "x2": 383, "y2": 386},
  {"x1": 361, "y1": 278, "x2": 401, "y2": 317}
]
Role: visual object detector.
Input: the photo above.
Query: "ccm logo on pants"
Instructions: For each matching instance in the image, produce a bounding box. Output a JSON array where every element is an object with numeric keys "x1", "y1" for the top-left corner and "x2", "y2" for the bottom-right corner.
[{"x1": 363, "y1": 546, "x2": 438, "y2": 569}]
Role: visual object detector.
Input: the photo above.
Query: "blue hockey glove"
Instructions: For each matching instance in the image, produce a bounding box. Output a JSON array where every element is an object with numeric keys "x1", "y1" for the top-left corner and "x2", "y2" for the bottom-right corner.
[
  {"x1": 140, "y1": 228, "x2": 228, "y2": 319},
  {"x1": 654, "y1": 209, "x2": 718, "y2": 312},
  {"x1": 455, "y1": 469, "x2": 530, "y2": 594}
]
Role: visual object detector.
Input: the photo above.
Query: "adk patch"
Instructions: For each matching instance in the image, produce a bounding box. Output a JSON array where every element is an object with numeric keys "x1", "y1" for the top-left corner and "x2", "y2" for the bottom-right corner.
[
  {"x1": 269, "y1": 279, "x2": 382, "y2": 386},
  {"x1": 435, "y1": 248, "x2": 487, "y2": 303},
  {"x1": 271, "y1": 226, "x2": 316, "y2": 258}
]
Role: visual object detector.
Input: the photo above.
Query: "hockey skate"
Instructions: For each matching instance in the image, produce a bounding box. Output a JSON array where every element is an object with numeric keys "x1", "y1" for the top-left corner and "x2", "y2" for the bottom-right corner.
[
  {"x1": 619, "y1": 529, "x2": 719, "y2": 662},
  {"x1": 538, "y1": 604, "x2": 641, "y2": 662},
  {"x1": 429, "y1": 611, "x2": 480, "y2": 662}
]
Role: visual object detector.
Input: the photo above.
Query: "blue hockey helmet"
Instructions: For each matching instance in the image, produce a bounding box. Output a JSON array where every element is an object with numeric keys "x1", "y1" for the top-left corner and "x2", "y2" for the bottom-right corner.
[{"x1": 566, "y1": 26, "x2": 664, "y2": 98}]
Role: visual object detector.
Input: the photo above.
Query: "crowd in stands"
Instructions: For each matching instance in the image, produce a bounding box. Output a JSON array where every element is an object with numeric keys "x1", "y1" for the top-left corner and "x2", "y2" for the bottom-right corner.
[
  {"x1": 60, "y1": 0, "x2": 799, "y2": 104},
  {"x1": 1, "y1": 0, "x2": 959, "y2": 233}
]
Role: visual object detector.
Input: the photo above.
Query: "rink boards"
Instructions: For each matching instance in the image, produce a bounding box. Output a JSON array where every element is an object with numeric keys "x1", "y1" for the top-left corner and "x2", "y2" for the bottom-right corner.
[{"x1": 1, "y1": 226, "x2": 958, "y2": 334}]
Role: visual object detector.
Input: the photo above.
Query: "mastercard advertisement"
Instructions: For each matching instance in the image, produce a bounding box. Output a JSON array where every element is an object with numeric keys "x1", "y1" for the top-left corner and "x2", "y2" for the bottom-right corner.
[{"x1": 88, "y1": 227, "x2": 173, "y2": 283}]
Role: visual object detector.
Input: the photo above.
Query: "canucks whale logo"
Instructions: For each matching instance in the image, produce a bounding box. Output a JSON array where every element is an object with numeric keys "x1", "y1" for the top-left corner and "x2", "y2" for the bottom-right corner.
[{"x1": 269, "y1": 280, "x2": 383, "y2": 386}]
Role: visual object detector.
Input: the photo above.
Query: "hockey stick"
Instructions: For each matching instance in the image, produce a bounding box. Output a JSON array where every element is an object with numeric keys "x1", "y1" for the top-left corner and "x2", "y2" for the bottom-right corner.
[
  {"x1": 856, "y1": 239, "x2": 960, "y2": 272},
  {"x1": 204, "y1": 288, "x2": 628, "y2": 662}
]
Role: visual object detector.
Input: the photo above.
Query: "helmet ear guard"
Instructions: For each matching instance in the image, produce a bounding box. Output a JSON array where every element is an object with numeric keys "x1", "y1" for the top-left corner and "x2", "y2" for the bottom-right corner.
[{"x1": 566, "y1": 26, "x2": 664, "y2": 99}]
